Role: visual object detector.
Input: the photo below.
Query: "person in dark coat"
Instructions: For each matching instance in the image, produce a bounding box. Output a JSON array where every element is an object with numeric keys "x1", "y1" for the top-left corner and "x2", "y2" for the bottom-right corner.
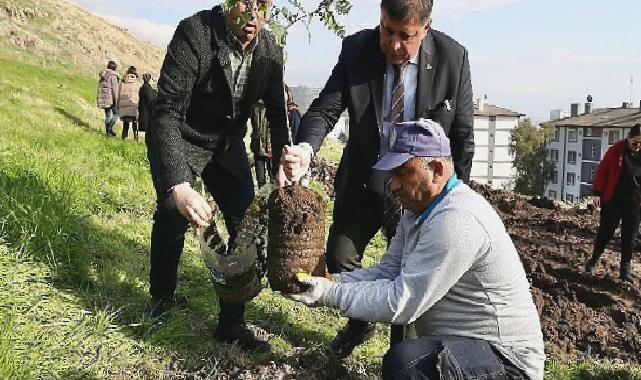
[
  {"x1": 282, "y1": 0, "x2": 474, "y2": 359},
  {"x1": 138, "y1": 73, "x2": 157, "y2": 135},
  {"x1": 144, "y1": 0, "x2": 289, "y2": 353},
  {"x1": 285, "y1": 85, "x2": 302, "y2": 141},
  {"x1": 586, "y1": 123, "x2": 641, "y2": 283}
]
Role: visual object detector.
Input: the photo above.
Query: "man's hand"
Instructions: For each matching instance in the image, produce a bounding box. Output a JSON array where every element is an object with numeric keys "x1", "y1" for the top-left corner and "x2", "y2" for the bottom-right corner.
[
  {"x1": 281, "y1": 144, "x2": 312, "y2": 182},
  {"x1": 276, "y1": 164, "x2": 292, "y2": 188},
  {"x1": 592, "y1": 196, "x2": 601, "y2": 208},
  {"x1": 288, "y1": 274, "x2": 335, "y2": 307},
  {"x1": 171, "y1": 182, "x2": 212, "y2": 228}
]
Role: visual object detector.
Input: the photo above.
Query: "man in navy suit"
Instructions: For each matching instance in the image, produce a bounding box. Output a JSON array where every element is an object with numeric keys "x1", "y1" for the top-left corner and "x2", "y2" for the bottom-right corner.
[{"x1": 282, "y1": 0, "x2": 474, "y2": 359}]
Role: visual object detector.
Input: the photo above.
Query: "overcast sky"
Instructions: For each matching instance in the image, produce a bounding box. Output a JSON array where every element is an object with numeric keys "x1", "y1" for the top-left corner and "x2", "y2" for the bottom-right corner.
[{"x1": 73, "y1": 0, "x2": 641, "y2": 121}]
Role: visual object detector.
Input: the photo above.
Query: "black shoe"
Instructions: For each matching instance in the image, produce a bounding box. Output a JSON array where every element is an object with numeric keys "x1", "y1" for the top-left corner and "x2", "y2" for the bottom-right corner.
[
  {"x1": 142, "y1": 295, "x2": 187, "y2": 322},
  {"x1": 327, "y1": 320, "x2": 375, "y2": 360},
  {"x1": 213, "y1": 324, "x2": 271, "y2": 353}
]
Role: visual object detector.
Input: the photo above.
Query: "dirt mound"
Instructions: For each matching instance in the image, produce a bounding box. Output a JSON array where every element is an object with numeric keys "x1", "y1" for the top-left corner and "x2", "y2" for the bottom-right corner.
[
  {"x1": 470, "y1": 182, "x2": 641, "y2": 362},
  {"x1": 310, "y1": 158, "x2": 641, "y2": 362}
]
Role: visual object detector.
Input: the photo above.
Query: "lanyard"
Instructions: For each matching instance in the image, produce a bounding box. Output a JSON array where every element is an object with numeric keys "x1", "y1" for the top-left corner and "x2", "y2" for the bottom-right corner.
[{"x1": 416, "y1": 175, "x2": 461, "y2": 225}]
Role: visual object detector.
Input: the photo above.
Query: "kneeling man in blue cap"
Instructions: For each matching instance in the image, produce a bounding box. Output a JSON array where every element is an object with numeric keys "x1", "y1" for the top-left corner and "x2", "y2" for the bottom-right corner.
[{"x1": 289, "y1": 119, "x2": 545, "y2": 380}]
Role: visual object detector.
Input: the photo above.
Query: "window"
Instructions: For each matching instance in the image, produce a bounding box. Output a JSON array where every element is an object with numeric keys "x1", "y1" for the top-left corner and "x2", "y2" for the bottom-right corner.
[
  {"x1": 549, "y1": 190, "x2": 557, "y2": 198},
  {"x1": 567, "y1": 172, "x2": 576, "y2": 186},
  {"x1": 566, "y1": 194, "x2": 574, "y2": 203},
  {"x1": 584, "y1": 127, "x2": 600, "y2": 137},
  {"x1": 552, "y1": 171, "x2": 558, "y2": 184},
  {"x1": 609, "y1": 130, "x2": 620, "y2": 145},
  {"x1": 568, "y1": 129, "x2": 578, "y2": 142},
  {"x1": 550, "y1": 149, "x2": 559, "y2": 162},
  {"x1": 567, "y1": 151, "x2": 577, "y2": 164},
  {"x1": 552, "y1": 128, "x2": 560, "y2": 142},
  {"x1": 590, "y1": 167, "x2": 596, "y2": 181}
]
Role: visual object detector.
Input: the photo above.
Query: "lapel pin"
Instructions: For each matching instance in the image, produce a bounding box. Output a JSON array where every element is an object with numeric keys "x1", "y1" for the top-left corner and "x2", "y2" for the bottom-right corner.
[{"x1": 425, "y1": 64, "x2": 433, "y2": 70}]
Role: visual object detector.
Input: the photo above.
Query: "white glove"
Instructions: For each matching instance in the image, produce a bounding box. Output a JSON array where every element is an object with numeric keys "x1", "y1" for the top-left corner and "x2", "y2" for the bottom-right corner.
[
  {"x1": 171, "y1": 182, "x2": 212, "y2": 228},
  {"x1": 288, "y1": 276, "x2": 335, "y2": 307},
  {"x1": 281, "y1": 144, "x2": 313, "y2": 183}
]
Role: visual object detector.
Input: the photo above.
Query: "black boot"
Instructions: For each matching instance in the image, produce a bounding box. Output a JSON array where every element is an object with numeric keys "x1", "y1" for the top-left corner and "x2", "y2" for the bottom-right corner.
[
  {"x1": 214, "y1": 324, "x2": 271, "y2": 353},
  {"x1": 585, "y1": 251, "x2": 602, "y2": 273},
  {"x1": 327, "y1": 319, "x2": 376, "y2": 359},
  {"x1": 620, "y1": 262, "x2": 634, "y2": 283}
]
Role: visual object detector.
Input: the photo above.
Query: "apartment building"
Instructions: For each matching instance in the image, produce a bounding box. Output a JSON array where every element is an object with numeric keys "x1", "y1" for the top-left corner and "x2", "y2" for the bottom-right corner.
[
  {"x1": 545, "y1": 100, "x2": 641, "y2": 203},
  {"x1": 470, "y1": 96, "x2": 524, "y2": 189}
]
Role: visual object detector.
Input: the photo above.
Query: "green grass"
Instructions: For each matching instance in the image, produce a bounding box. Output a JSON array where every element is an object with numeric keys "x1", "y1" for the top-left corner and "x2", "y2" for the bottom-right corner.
[{"x1": 1, "y1": 36, "x2": 641, "y2": 379}]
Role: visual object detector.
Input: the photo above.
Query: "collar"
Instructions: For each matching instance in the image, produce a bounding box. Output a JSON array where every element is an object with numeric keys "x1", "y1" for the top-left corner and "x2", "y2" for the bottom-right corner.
[{"x1": 414, "y1": 175, "x2": 461, "y2": 226}]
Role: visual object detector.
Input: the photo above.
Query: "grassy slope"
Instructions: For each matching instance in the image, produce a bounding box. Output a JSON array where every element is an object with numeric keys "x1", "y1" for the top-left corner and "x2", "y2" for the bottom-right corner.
[{"x1": 0, "y1": 39, "x2": 640, "y2": 379}]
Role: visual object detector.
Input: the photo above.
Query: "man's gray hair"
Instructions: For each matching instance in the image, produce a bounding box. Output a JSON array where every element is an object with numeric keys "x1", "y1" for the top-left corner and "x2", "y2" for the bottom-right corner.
[
  {"x1": 417, "y1": 156, "x2": 454, "y2": 176},
  {"x1": 380, "y1": 0, "x2": 433, "y2": 23}
]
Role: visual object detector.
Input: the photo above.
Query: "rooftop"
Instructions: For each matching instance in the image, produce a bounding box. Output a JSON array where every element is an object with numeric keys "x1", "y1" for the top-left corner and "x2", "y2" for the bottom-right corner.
[
  {"x1": 555, "y1": 106, "x2": 641, "y2": 128},
  {"x1": 474, "y1": 103, "x2": 524, "y2": 117}
]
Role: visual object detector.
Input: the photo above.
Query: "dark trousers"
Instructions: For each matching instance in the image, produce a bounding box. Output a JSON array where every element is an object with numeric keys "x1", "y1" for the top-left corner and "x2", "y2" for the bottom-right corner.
[
  {"x1": 382, "y1": 338, "x2": 527, "y2": 380},
  {"x1": 593, "y1": 202, "x2": 641, "y2": 267},
  {"x1": 147, "y1": 139, "x2": 255, "y2": 327},
  {"x1": 254, "y1": 155, "x2": 271, "y2": 187},
  {"x1": 327, "y1": 188, "x2": 406, "y2": 344},
  {"x1": 122, "y1": 117, "x2": 139, "y2": 140}
]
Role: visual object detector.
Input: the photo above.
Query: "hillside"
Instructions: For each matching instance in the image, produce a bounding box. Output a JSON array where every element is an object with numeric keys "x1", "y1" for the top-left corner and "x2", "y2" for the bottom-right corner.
[{"x1": 0, "y1": 0, "x2": 164, "y2": 76}]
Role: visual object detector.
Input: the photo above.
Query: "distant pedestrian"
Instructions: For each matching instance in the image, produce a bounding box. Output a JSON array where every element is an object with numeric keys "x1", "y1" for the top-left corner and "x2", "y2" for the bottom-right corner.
[
  {"x1": 286, "y1": 85, "x2": 302, "y2": 141},
  {"x1": 586, "y1": 123, "x2": 641, "y2": 283},
  {"x1": 138, "y1": 73, "x2": 157, "y2": 136},
  {"x1": 250, "y1": 100, "x2": 272, "y2": 187},
  {"x1": 96, "y1": 59, "x2": 120, "y2": 137},
  {"x1": 118, "y1": 66, "x2": 141, "y2": 141}
]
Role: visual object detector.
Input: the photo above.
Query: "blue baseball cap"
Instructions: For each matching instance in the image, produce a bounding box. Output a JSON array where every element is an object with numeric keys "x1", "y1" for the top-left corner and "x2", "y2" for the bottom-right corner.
[{"x1": 373, "y1": 119, "x2": 451, "y2": 171}]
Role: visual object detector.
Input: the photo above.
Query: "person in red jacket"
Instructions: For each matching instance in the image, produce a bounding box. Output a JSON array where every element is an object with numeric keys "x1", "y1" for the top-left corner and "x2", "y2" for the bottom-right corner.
[{"x1": 586, "y1": 123, "x2": 641, "y2": 282}]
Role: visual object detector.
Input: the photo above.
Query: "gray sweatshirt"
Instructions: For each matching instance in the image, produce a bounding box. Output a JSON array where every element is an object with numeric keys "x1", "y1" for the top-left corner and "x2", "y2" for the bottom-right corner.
[{"x1": 328, "y1": 183, "x2": 545, "y2": 380}]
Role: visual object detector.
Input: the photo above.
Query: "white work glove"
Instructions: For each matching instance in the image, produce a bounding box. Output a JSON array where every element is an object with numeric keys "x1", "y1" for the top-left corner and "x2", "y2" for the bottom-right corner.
[
  {"x1": 288, "y1": 275, "x2": 335, "y2": 307},
  {"x1": 281, "y1": 144, "x2": 313, "y2": 183},
  {"x1": 171, "y1": 182, "x2": 212, "y2": 228},
  {"x1": 592, "y1": 196, "x2": 600, "y2": 208}
]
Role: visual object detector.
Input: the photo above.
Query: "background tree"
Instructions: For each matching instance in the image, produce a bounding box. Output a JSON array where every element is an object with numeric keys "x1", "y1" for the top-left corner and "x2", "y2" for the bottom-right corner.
[
  {"x1": 509, "y1": 119, "x2": 555, "y2": 195},
  {"x1": 224, "y1": 0, "x2": 353, "y2": 45}
]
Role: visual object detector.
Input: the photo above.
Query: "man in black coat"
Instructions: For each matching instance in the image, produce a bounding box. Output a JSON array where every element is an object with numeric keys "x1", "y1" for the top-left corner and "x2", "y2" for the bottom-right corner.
[
  {"x1": 282, "y1": 0, "x2": 474, "y2": 359},
  {"x1": 145, "y1": 0, "x2": 289, "y2": 353}
]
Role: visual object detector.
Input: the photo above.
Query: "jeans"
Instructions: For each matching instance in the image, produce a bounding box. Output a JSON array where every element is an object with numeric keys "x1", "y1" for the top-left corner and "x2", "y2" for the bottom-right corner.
[
  {"x1": 104, "y1": 106, "x2": 119, "y2": 133},
  {"x1": 382, "y1": 338, "x2": 527, "y2": 380},
  {"x1": 146, "y1": 138, "x2": 255, "y2": 327}
]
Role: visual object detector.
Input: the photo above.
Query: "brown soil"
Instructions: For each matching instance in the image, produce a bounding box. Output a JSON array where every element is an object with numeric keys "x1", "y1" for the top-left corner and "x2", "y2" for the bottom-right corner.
[
  {"x1": 470, "y1": 183, "x2": 641, "y2": 362},
  {"x1": 267, "y1": 185, "x2": 327, "y2": 293}
]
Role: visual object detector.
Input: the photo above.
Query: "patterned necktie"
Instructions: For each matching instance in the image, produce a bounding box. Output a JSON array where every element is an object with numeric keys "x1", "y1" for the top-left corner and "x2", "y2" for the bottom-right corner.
[
  {"x1": 388, "y1": 63, "x2": 406, "y2": 147},
  {"x1": 382, "y1": 64, "x2": 407, "y2": 240}
]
